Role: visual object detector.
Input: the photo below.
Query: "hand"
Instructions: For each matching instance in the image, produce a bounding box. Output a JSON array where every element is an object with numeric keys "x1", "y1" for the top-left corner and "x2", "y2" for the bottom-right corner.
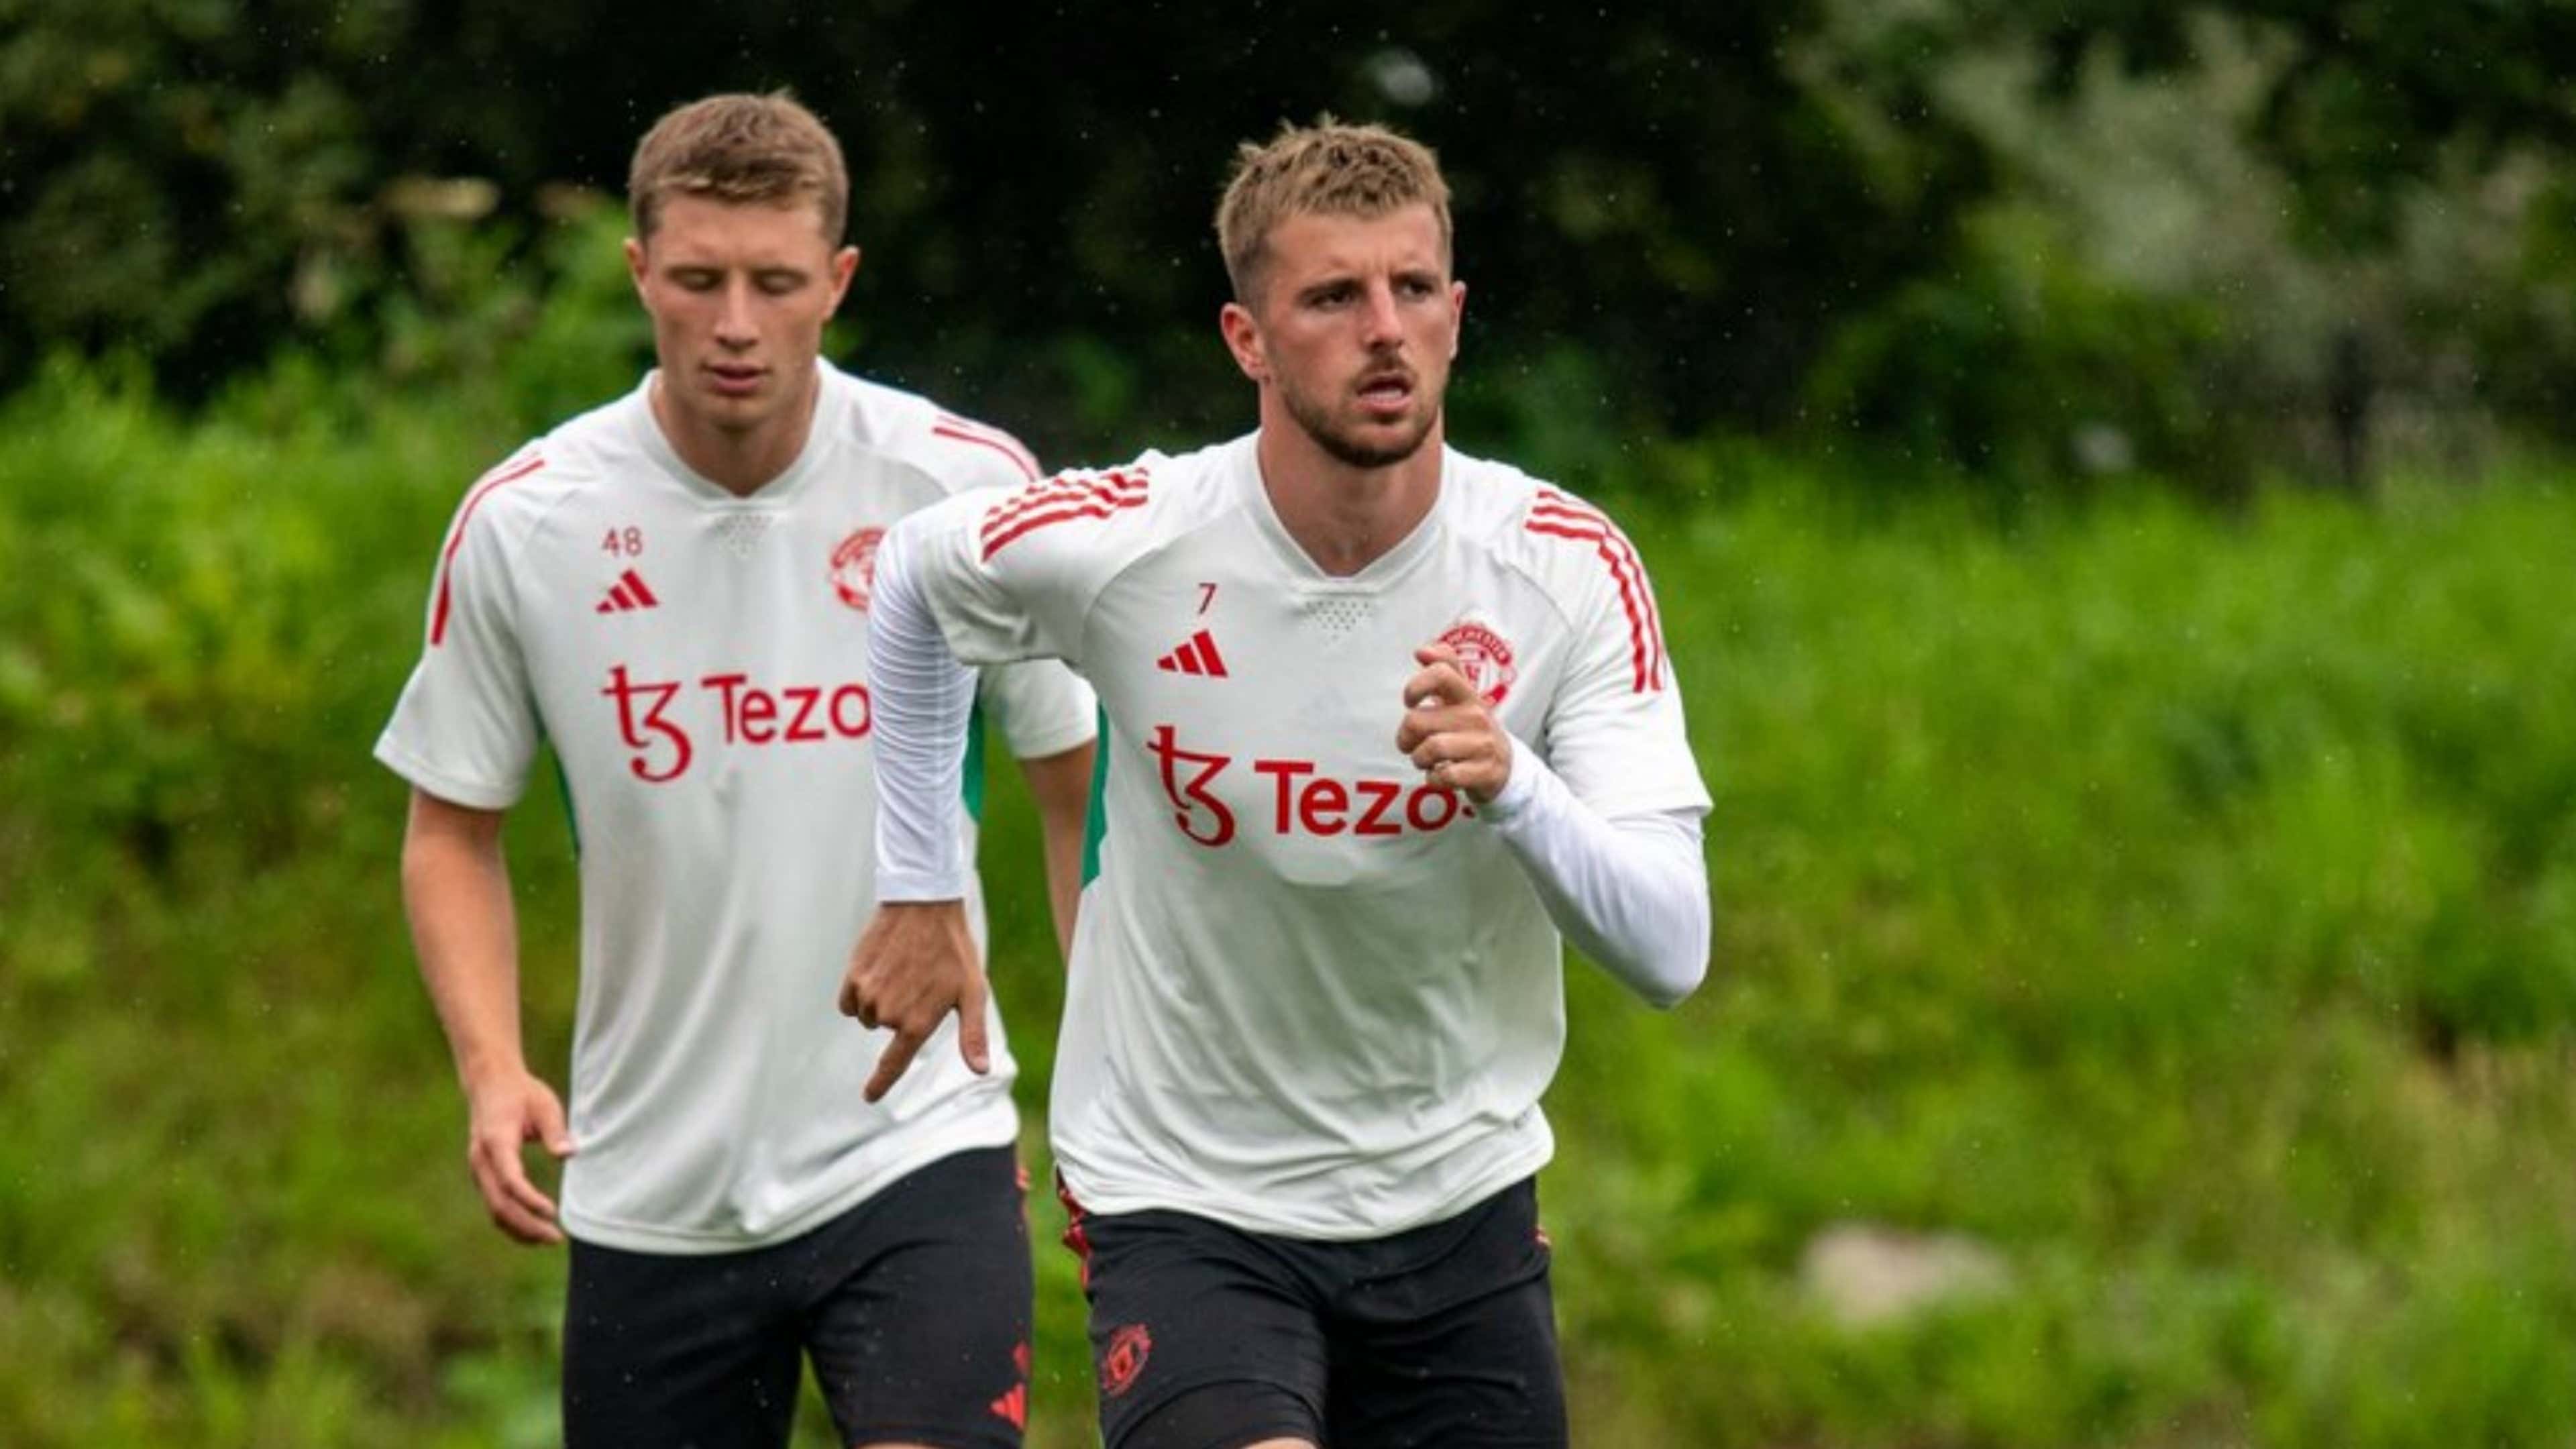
[
  {"x1": 462, "y1": 1068, "x2": 576, "y2": 1246},
  {"x1": 1395, "y1": 642, "x2": 1514, "y2": 804},
  {"x1": 839, "y1": 900, "x2": 989, "y2": 1102}
]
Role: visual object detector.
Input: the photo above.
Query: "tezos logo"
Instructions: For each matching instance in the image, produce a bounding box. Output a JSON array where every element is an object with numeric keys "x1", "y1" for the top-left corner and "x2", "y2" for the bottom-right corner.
[
  {"x1": 1439, "y1": 619, "x2": 1517, "y2": 706},
  {"x1": 830, "y1": 527, "x2": 885, "y2": 611}
]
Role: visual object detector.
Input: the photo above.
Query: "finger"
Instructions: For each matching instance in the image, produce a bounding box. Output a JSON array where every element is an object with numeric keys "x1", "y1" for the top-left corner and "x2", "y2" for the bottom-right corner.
[
  {"x1": 1409, "y1": 729, "x2": 1489, "y2": 772},
  {"x1": 1404, "y1": 662, "x2": 1475, "y2": 711},
  {"x1": 865, "y1": 1028, "x2": 926, "y2": 1104},
  {"x1": 472, "y1": 1140, "x2": 564, "y2": 1244},
  {"x1": 957, "y1": 971, "x2": 991, "y2": 1076},
  {"x1": 530, "y1": 1089, "x2": 577, "y2": 1159},
  {"x1": 1414, "y1": 643, "x2": 1460, "y2": 669},
  {"x1": 843, "y1": 974, "x2": 883, "y2": 1029},
  {"x1": 1394, "y1": 710, "x2": 1430, "y2": 753},
  {"x1": 483, "y1": 1134, "x2": 562, "y2": 1225}
]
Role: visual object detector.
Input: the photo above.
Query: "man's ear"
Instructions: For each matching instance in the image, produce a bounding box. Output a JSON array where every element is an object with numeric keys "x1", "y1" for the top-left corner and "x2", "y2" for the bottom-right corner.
[
  {"x1": 1220, "y1": 301, "x2": 1268, "y2": 383},
  {"x1": 830, "y1": 244, "x2": 861, "y2": 307}
]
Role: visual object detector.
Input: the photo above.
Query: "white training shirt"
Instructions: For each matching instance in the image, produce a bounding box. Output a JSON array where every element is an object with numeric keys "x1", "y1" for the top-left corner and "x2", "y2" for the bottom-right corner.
[
  {"x1": 881, "y1": 433, "x2": 1711, "y2": 1239},
  {"x1": 374, "y1": 362, "x2": 1095, "y2": 1254}
]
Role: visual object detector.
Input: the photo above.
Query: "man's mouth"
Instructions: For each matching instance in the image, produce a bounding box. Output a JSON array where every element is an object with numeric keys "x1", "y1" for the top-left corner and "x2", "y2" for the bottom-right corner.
[
  {"x1": 708, "y1": 364, "x2": 765, "y2": 396},
  {"x1": 1357, "y1": 372, "x2": 1413, "y2": 414}
]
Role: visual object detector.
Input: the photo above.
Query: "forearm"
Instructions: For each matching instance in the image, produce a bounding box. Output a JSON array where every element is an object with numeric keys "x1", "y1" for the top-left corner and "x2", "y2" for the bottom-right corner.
[
  {"x1": 869, "y1": 522, "x2": 977, "y2": 902},
  {"x1": 1481, "y1": 741, "x2": 1711, "y2": 1008},
  {"x1": 1022, "y1": 741, "x2": 1096, "y2": 962},
  {"x1": 400, "y1": 795, "x2": 527, "y2": 1087}
]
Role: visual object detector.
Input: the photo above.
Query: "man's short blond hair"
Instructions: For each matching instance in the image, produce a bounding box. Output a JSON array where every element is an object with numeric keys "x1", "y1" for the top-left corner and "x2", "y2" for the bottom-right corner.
[
  {"x1": 1216, "y1": 119, "x2": 1453, "y2": 305},
  {"x1": 629, "y1": 91, "x2": 849, "y2": 243}
]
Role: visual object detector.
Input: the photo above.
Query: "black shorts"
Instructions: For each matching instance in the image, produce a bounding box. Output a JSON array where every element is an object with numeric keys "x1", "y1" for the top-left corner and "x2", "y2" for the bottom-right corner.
[
  {"x1": 1062, "y1": 1177, "x2": 1566, "y2": 1449},
  {"x1": 562, "y1": 1144, "x2": 1032, "y2": 1449}
]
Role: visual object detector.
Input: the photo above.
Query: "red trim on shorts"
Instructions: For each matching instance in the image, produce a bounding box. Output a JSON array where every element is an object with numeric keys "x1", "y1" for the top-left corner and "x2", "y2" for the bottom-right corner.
[
  {"x1": 430, "y1": 454, "x2": 547, "y2": 645},
  {"x1": 1056, "y1": 1177, "x2": 1095, "y2": 1291}
]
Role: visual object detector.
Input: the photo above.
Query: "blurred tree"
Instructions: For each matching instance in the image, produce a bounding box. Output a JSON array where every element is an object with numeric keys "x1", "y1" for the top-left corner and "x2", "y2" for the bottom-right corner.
[
  {"x1": 0, "y1": 0, "x2": 1977, "y2": 458},
  {"x1": 1797, "y1": 1, "x2": 2576, "y2": 486},
  {"x1": 8, "y1": 0, "x2": 2569, "y2": 484},
  {"x1": 1935, "y1": 0, "x2": 2576, "y2": 248}
]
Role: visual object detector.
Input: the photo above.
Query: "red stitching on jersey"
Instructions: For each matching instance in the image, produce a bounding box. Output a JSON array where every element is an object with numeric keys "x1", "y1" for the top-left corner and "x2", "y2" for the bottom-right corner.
[
  {"x1": 931, "y1": 420, "x2": 1041, "y2": 482},
  {"x1": 1532, "y1": 491, "x2": 1666, "y2": 689},
  {"x1": 430, "y1": 453, "x2": 547, "y2": 646},
  {"x1": 934, "y1": 413, "x2": 1042, "y2": 480}
]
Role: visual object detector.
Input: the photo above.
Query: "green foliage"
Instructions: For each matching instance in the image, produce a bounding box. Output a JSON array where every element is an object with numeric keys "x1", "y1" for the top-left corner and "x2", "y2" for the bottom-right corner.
[
  {"x1": 5, "y1": 349, "x2": 2576, "y2": 1444},
  {"x1": 1801, "y1": 205, "x2": 2236, "y2": 491},
  {"x1": 0, "y1": 0, "x2": 1955, "y2": 458},
  {"x1": 11, "y1": 1, "x2": 2576, "y2": 490},
  {"x1": 1938, "y1": 1, "x2": 2576, "y2": 246}
]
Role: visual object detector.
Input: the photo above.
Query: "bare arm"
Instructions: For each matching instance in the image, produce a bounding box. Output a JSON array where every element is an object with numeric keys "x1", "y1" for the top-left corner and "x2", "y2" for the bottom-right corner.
[
  {"x1": 400, "y1": 788, "x2": 575, "y2": 1244},
  {"x1": 1017, "y1": 741, "x2": 1095, "y2": 962}
]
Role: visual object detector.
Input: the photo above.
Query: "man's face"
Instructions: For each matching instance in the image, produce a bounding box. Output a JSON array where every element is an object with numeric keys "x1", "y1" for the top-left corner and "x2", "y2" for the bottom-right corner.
[
  {"x1": 625, "y1": 195, "x2": 857, "y2": 439},
  {"x1": 1224, "y1": 203, "x2": 1464, "y2": 470}
]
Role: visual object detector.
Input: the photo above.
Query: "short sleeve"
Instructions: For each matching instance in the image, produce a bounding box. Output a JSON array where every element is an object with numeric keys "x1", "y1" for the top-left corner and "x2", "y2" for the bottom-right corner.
[
  {"x1": 1534, "y1": 515, "x2": 1712, "y2": 823},
  {"x1": 896, "y1": 464, "x2": 1150, "y2": 672},
  {"x1": 373, "y1": 494, "x2": 541, "y2": 809},
  {"x1": 977, "y1": 658, "x2": 1097, "y2": 761}
]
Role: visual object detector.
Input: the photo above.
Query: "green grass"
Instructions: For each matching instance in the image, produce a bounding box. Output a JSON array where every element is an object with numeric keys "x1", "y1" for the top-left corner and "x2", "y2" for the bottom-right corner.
[{"x1": 5, "y1": 356, "x2": 2575, "y2": 1446}]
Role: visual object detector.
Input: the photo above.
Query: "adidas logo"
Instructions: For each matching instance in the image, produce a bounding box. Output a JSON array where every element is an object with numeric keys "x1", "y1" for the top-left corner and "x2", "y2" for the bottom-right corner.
[
  {"x1": 1156, "y1": 629, "x2": 1228, "y2": 678},
  {"x1": 596, "y1": 569, "x2": 660, "y2": 614}
]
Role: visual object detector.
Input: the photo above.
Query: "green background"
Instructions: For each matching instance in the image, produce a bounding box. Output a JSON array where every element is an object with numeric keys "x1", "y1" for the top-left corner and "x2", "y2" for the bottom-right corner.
[{"x1": 6, "y1": 3, "x2": 2576, "y2": 1444}]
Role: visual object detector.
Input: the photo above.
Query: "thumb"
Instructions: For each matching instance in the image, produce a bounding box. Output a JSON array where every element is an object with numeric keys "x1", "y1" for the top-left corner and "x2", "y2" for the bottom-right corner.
[
  {"x1": 532, "y1": 1085, "x2": 577, "y2": 1158},
  {"x1": 957, "y1": 969, "x2": 992, "y2": 1076}
]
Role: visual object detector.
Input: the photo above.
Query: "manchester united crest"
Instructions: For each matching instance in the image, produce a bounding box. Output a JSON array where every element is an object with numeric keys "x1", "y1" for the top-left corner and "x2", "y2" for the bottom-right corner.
[
  {"x1": 1100, "y1": 1322, "x2": 1153, "y2": 1399},
  {"x1": 830, "y1": 527, "x2": 884, "y2": 611},
  {"x1": 1439, "y1": 620, "x2": 1517, "y2": 706}
]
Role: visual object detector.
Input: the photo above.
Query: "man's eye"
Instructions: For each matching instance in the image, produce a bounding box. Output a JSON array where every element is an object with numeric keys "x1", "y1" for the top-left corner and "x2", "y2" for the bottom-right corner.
[{"x1": 674, "y1": 271, "x2": 720, "y2": 290}]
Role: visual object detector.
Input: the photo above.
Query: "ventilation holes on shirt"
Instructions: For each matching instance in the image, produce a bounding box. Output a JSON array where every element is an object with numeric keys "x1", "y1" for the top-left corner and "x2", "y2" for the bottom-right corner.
[
  {"x1": 710, "y1": 513, "x2": 775, "y2": 559},
  {"x1": 1300, "y1": 595, "x2": 1376, "y2": 644}
]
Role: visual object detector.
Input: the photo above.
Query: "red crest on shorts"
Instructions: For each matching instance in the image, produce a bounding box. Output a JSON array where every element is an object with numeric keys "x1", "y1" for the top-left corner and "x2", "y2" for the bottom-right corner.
[
  {"x1": 1101, "y1": 1322, "x2": 1153, "y2": 1399},
  {"x1": 1439, "y1": 620, "x2": 1517, "y2": 706},
  {"x1": 830, "y1": 527, "x2": 885, "y2": 611}
]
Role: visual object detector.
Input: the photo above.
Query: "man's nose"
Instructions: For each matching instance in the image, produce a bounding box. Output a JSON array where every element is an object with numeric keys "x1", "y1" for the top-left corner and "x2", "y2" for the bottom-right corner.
[
  {"x1": 1358, "y1": 280, "x2": 1403, "y2": 347},
  {"x1": 714, "y1": 278, "x2": 758, "y2": 345}
]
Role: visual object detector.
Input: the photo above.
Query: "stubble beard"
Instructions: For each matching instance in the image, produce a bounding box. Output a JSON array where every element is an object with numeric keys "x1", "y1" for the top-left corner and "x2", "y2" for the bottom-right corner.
[{"x1": 1282, "y1": 378, "x2": 1441, "y2": 470}]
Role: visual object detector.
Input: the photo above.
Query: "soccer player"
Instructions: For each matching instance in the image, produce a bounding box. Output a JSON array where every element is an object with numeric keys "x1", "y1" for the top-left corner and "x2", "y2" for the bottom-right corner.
[
  {"x1": 843, "y1": 121, "x2": 1713, "y2": 1448},
  {"x1": 376, "y1": 93, "x2": 1095, "y2": 1449}
]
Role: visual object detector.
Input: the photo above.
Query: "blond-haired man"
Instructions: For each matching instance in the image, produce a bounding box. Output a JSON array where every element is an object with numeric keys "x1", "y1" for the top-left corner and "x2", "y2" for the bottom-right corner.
[
  {"x1": 846, "y1": 120, "x2": 1712, "y2": 1448},
  {"x1": 380, "y1": 93, "x2": 1093, "y2": 1449}
]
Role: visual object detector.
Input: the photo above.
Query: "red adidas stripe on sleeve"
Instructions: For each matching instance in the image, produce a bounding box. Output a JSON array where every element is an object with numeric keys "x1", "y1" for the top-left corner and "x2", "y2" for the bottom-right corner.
[
  {"x1": 1527, "y1": 490, "x2": 1667, "y2": 692},
  {"x1": 979, "y1": 468, "x2": 1150, "y2": 560},
  {"x1": 933, "y1": 413, "x2": 1042, "y2": 482},
  {"x1": 430, "y1": 453, "x2": 547, "y2": 646}
]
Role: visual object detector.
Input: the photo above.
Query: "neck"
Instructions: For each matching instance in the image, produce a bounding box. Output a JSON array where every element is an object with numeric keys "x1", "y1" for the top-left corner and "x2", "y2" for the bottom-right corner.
[
  {"x1": 1254, "y1": 411, "x2": 1444, "y2": 578},
  {"x1": 651, "y1": 367, "x2": 820, "y2": 498}
]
